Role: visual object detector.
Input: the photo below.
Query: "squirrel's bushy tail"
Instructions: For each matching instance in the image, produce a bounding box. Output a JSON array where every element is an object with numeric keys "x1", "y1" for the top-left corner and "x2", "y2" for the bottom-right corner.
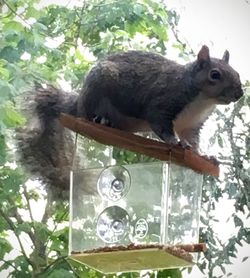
[{"x1": 16, "y1": 84, "x2": 78, "y2": 193}]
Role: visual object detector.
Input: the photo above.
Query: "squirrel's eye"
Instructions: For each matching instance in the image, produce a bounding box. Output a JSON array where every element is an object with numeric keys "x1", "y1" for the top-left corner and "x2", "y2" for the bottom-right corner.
[{"x1": 209, "y1": 69, "x2": 221, "y2": 81}]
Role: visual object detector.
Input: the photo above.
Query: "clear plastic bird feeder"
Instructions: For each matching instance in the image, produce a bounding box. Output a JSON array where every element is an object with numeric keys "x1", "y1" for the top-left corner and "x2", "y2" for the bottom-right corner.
[{"x1": 61, "y1": 115, "x2": 218, "y2": 274}]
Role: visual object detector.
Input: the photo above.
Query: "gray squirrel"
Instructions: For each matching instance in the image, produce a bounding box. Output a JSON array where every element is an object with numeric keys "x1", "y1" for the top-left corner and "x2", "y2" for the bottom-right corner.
[
  {"x1": 78, "y1": 45, "x2": 243, "y2": 150},
  {"x1": 17, "y1": 45, "x2": 243, "y2": 191}
]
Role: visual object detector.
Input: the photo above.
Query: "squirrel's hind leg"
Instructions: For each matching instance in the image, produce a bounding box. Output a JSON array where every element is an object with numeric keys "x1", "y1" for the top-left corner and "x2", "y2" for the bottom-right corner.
[{"x1": 89, "y1": 97, "x2": 124, "y2": 129}]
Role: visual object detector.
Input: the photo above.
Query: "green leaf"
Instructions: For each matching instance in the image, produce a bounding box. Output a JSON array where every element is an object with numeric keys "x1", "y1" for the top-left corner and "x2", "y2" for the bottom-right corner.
[
  {"x1": 0, "y1": 67, "x2": 10, "y2": 80},
  {"x1": 3, "y1": 21, "x2": 25, "y2": 33},
  {"x1": 157, "y1": 268, "x2": 182, "y2": 278},
  {"x1": 12, "y1": 77, "x2": 30, "y2": 92},
  {"x1": 46, "y1": 268, "x2": 75, "y2": 278},
  {"x1": 0, "y1": 46, "x2": 21, "y2": 63},
  {"x1": 242, "y1": 227, "x2": 250, "y2": 243},
  {"x1": 0, "y1": 237, "x2": 13, "y2": 257},
  {"x1": 234, "y1": 215, "x2": 243, "y2": 227},
  {"x1": 33, "y1": 22, "x2": 48, "y2": 32},
  {"x1": 0, "y1": 80, "x2": 16, "y2": 101},
  {"x1": 150, "y1": 20, "x2": 168, "y2": 41},
  {"x1": 220, "y1": 265, "x2": 226, "y2": 274},
  {"x1": 217, "y1": 134, "x2": 224, "y2": 147},
  {"x1": 9, "y1": 255, "x2": 30, "y2": 276},
  {"x1": 1, "y1": 101, "x2": 26, "y2": 128},
  {"x1": 33, "y1": 222, "x2": 51, "y2": 243},
  {"x1": 242, "y1": 256, "x2": 249, "y2": 262},
  {"x1": 133, "y1": 3, "x2": 145, "y2": 16},
  {"x1": 0, "y1": 167, "x2": 25, "y2": 196},
  {"x1": 25, "y1": 6, "x2": 43, "y2": 19},
  {"x1": 16, "y1": 222, "x2": 33, "y2": 235},
  {"x1": 227, "y1": 183, "x2": 238, "y2": 198},
  {"x1": 0, "y1": 135, "x2": 7, "y2": 164}
]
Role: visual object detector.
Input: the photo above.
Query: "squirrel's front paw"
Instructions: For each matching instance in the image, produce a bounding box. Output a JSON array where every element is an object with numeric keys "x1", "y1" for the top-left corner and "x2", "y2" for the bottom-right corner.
[
  {"x1": 160, "y1": 134, "x2": 179, "y2": 145},
  {"x1": 93, "y1": 115, "x2": 114, "y2": 127},
  {"x1": 178, "y1": 140, "x2": 192, "y2": 150}
]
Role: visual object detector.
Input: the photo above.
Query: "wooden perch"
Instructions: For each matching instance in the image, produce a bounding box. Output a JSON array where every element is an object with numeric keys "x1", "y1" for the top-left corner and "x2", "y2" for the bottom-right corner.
[{"x1": 59, "y1": 113, "x2": 219, "y2": 177}]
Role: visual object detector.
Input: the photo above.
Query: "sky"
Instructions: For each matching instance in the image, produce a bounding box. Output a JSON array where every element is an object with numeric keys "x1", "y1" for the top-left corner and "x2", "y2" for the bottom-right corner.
[{"x1": 166, "y1": 0, "x2": 250, "y2": 82}]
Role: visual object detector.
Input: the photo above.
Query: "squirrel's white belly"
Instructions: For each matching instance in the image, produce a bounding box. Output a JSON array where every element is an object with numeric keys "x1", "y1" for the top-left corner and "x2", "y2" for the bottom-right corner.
[{"x1": 173, "y1": 95, "x2": 216, "y2": 136}]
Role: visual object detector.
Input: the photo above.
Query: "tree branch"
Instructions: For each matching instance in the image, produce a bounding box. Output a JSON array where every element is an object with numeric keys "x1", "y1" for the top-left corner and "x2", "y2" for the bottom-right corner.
[
  {"x1": 0, "y1": 207, "x2": 36, "y2": 270},
  {"x1": 227, "y1": 102, "x2": 250, "y2": 209},
  {"x1": 2, "y1": 0, "x2": 32, "y2": 28},
  {"x1": 0, "y1": 258, "x2": 19, "y2": 272},
  {"x1": 169, "y1": 23, "x2": 195, "y2": 56},
  {"x1": 40, "y1": 188, "x2": 68, "y2": 254},
  {"x1": 6, "y1": 196, "x2": 36, "y2": 249},
  {"x1": 65, "y1": 258, "x2": 82, "y2": 278},
  {"x1": 36, "y1": 256, "x2": 67, "y2": 277},
  {"x1": 74, "y1": 2, "x2": 87, "y2": 48},
  {"x1": 41, "y1": 188, "x2": 53, "y2": 225},
  {"x1": 23, "y1": 185, "x2": 35, "y2": 223}
]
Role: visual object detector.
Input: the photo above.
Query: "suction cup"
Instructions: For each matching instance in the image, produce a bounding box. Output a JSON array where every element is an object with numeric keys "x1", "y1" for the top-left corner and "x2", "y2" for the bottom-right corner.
[
  {"x1": 96, "y1": 206, "x2": 130, "y2": 243},
  {"x1": 97, "y1": 166, "x2": 131, "y2": 201}
]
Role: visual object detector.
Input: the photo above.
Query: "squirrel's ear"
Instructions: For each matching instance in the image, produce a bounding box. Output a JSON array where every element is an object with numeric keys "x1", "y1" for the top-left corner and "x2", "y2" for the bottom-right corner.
[
  {"x1": 222, "y1": 50, "x2": 230, "y2": 63},
  {"x1": 197, "y1": 45, "x2": 210, "y2": 63}
]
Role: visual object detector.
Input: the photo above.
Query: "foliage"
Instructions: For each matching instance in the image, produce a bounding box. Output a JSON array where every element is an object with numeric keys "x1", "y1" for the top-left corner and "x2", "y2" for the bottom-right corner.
[
  {"x1": 198, "y1": 90, "x2": 250, "y2": 277},
  {"x1": 0, "y1": 0, "x2": 249, "y2": 277}
]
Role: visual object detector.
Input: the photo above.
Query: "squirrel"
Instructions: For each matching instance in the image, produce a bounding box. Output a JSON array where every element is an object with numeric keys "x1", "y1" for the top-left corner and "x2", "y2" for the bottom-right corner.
[
  {"x1": 16, "y1": 45, "x2": 243, "y2": 192},
  {"x1": 78, "y1": 45, "x2": 243, "y2": 150}
]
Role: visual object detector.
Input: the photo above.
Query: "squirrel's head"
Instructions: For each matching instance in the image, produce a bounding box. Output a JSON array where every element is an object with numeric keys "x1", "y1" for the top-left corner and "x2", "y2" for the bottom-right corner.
[{"x1": 190, "y1": 45, "x2": 244, "y2": 104}]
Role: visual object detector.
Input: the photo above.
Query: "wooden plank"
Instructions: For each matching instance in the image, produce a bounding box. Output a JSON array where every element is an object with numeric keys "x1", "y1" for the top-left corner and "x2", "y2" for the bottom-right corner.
[{"x1": 59, "y1": 113, "x2": 219, "y2": 177}]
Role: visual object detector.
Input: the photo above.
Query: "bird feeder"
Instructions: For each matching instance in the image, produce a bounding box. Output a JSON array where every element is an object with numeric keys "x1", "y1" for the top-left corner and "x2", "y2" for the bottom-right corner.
[{"x1": 60, "y1": 114, "x2": 219, "y2": 274}]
